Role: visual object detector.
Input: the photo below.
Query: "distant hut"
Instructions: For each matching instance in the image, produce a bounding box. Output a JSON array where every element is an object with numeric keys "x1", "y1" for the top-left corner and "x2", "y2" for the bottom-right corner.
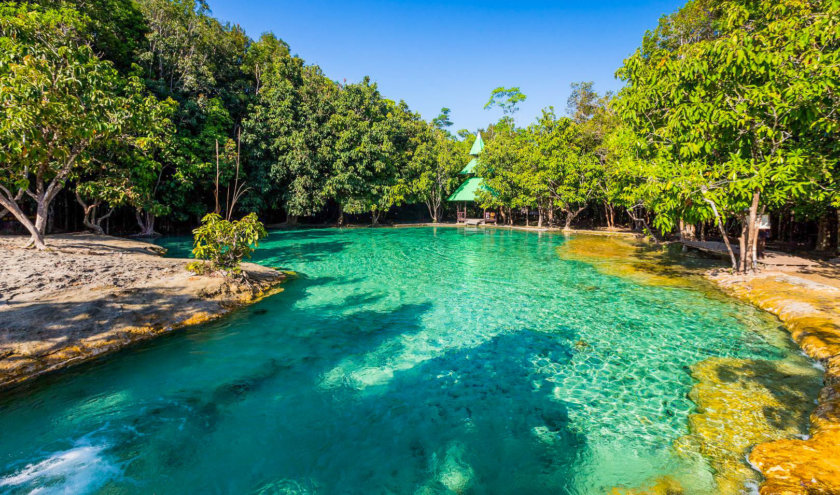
[{"x1": 447, "y1": 132, "x2": 497, "y2": 224}]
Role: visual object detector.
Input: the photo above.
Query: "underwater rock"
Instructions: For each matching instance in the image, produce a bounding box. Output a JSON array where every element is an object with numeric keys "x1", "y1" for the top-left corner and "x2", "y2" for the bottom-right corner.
[
  {"x1": 608, "y1": 475, "x2": 683, "y2": 494},
  {"x1": 676, "y1": 356, "x2": 821, "y2": 493},
  {"x1": 436, "y1": 443, "x2": 474, "y2": 494},
  {"x1": 556, "y1": 235, "x2": 715, "y2": 288}
]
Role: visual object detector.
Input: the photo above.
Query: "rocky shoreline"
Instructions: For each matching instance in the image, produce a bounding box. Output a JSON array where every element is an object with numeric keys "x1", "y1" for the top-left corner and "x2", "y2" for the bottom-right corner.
[
  {"x1": 558, "y1": 235, "x2": 840, "y2": 494},
  {"x1": 0, "y1": 233, "x2": 287, "y2": 391},
  {"x1": 709, "y1": 271, "x2": 840, "y2": 494}
]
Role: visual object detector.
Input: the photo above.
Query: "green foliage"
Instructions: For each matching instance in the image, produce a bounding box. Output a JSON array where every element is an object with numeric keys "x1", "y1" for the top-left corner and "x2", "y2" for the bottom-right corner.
[
  {"x1": 190, "y1": 212, "x2": 267, "y2": 273},
  {"x1": 432, "y1": 108, "x2": 453, "y2": 131},
  {"x1": 0, "y1": 4, "x2": 174, "y2": 246},
  {"x1": 617, "y1": 0, "x2": 840, "y2": 215},
  {"x1": 614, "y1": 0, "x2": 840, "y2": 268},
  {"x1": 403, "y1": 124, "x2": 463, "y2": 222},
  {"x1": 484, "y1": 87, "x2": 527, "y2": 116},
  {"x1": 6, "y1": 0, "x2": 835, "y2": 256},
  {"x1": 478, "y1": 97, "x2": 609, "y2": 228}
]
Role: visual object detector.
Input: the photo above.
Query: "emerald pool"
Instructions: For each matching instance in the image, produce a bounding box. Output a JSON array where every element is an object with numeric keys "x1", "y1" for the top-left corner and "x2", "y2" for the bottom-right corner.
[{"x1": 0, "y1": 228, "x2": 813, "y2": 493}]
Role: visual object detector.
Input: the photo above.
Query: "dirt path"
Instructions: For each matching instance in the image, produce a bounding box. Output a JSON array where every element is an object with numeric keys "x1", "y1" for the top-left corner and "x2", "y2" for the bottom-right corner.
[{"x1": 0, "y1": 233, "x2": 286, "y2": 390}]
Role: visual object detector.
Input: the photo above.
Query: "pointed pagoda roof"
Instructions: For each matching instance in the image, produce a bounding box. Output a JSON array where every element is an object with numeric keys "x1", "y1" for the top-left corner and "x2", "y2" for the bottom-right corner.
[
  {"x1": 447, "y1": 177, "x2": 488, "y2": 202},
  {"x1": 469, "y1": 132, "x2": 484, "y2": 156},
  {"x1": 460, "y1": 157, "x2": 479, "y2": 175}
]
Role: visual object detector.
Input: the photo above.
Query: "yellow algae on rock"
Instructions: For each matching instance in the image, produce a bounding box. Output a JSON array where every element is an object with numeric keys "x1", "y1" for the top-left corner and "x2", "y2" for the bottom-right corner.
[
  {"x1": 609, "y1": 476, "x2": 684, "y2": 495},
  {"x1": 710, "y1": 272, "x2": 840, "y2": 494},
  {"x1": 562, "y1": 235, "x2": 834, "y2": 494},
  {"x1": 557, "y1": 235, "x2": 722, "y2": 289},
  {"x1": 749, "y1": 430, "x2": 840, "y2": 495},
  {"x1": 676, "y1": 356, "x2": 821, "y2": 493}
]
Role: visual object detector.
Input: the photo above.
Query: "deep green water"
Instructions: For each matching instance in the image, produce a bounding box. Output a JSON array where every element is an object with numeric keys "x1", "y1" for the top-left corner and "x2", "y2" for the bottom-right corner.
[{"x1": 0, "y1": 228, "x2": 806, "y2": 494}]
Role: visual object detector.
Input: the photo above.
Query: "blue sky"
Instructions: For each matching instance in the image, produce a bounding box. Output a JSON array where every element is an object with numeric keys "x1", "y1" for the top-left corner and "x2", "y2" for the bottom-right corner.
[{"x1": 207, "y1": 0, "x2": 683, "y2": 132}]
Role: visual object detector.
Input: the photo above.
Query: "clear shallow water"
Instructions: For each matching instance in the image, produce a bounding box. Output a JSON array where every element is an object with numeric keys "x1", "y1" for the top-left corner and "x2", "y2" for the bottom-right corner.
[{"x1": 0, "y1": 228, "x2": 804, "y2": 494}]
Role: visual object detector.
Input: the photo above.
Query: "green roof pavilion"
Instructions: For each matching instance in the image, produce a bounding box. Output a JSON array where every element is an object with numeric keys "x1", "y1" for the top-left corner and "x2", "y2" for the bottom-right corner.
[{"x1": 448, "y1": 132, "x2": 498, "y2": 224}]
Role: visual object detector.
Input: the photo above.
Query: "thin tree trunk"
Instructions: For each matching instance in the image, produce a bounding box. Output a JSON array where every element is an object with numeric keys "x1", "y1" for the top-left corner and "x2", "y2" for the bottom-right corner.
[
  {"x1": 563, "y1": 206, "x2": 585, "y2": 231},
  {"x1": 739, "y1": 216, "x2": 748, "y2": 274},
  {"x1": 76, "y1": 191, "x2": 105, "y2": 235},
  {"x1": 745, "y1": 192, "x2": 760, "y2": 273},
  {"x1": 703, "y1": 197, "x2": 737, "y2": 270},
  {"x1": 537, "y1": 208, "x2": 544, "y2": 228}
]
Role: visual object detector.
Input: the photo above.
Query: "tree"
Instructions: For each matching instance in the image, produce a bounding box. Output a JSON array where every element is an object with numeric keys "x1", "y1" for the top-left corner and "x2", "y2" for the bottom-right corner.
[
  {"x1": 323, "y1": 78, "x2": 402, "y2": 225},
  {"x1": 0, "y1": 6, "x2": 171, "y2": 248},
  {"x1": 243, "y1": 42, "x2": 339, "y2": 223},
  {"x1": 405, "y1": 125, "x2": 462, "y2": 223},
  {"x1": 29, "y1": 0, "x2": 150, "y2": 73},
  {"x1": 432, "y1": 107, "x2": 453, "y2": 131},
  {"x1": 190, "y1": 212, "x2": 267, "y2": 274},
  {"x1": 615, "y1": 0, "x2": 840, "y2": 272},
  {"x1": 484, "y1": 87, "x2": 527, "y2": 116}
]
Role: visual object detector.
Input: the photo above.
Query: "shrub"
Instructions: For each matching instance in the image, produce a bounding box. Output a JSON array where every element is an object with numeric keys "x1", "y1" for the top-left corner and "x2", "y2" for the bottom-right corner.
[{"x1": 190, "y1": 213, "x2": 268, "y2": 274}]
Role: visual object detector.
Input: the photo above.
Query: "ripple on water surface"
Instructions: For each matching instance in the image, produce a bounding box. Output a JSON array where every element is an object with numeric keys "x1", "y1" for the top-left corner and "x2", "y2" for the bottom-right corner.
[{"x1": 0, "y1": 228, "x2": 818, "y2": 494}]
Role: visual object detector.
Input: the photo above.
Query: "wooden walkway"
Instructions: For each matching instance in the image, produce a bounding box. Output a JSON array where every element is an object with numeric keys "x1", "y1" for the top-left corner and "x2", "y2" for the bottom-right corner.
[{"x1": 681, "y1": 240, "x2": 821, "y2": 267}]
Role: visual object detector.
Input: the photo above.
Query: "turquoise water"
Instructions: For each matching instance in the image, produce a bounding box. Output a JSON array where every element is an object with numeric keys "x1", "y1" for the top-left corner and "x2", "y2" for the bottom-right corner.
[{"x1": 0, "y1": 228, "x2": 802, "y2": 494}]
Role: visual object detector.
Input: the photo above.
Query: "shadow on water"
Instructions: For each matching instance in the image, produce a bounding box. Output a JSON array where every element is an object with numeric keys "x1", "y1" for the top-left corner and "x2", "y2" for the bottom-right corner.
[
  {"x1": 3, "y1": 275, "x2": 587, "y2": 493},
  {"x1": 244, "y1": 330, "x2": 585, "y2": 494}
]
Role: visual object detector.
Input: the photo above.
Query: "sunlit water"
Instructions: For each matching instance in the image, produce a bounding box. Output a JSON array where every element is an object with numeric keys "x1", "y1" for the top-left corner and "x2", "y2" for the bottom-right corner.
[{"x1": 0, "y1": 228, "x2": 809, "y2": 494}]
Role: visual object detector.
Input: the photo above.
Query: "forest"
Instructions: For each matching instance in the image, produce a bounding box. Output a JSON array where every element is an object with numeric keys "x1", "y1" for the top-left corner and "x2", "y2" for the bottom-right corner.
[{"x1": 1, "y1": 0, "x2": 838, "y2": 274}]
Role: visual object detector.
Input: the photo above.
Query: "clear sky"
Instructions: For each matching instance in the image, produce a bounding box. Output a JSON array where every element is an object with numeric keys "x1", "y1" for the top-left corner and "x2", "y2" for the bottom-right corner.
[{"x1": 206, "y1": 0, "x2": 684, "y2": 132}]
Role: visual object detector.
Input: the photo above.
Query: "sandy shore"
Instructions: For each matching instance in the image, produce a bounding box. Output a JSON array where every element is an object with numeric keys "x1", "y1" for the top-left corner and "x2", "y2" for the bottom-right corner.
[{"x1": 0, "y1": 233, "x2": 286, "y2": 390}]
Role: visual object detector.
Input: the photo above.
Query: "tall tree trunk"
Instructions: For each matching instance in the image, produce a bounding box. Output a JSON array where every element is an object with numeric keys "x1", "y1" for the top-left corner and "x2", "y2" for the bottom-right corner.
[
  {"x1": 338, "y1": 208, "x2": 344, "y2": 227},
  {"x1": 836, "y1": 209, "x2": 840, "y2": 255},
  {"x1": 548, "y1": 208, "x2": 554, "y2": 228},
  {"x1": 525, "y1": 208, "x2": 529, "y2": 227},
  {"x1": 604, "y1": 202, "x2": 614, "y2": 229},
  {"x1": 739, "y1": 216, "x2": 748, "y2": 274},
  {"x1": 34, "y1": 198, "x2": 50, "y2": 239},
  {"x1": 537, "y1": 208, "x2": 544, "y2": 228},
  {"x1": 746, "y1": 192, "x2": 760, "y2": 273},
  {"x1": 816, "y1": 214, "x2": 831, "y2": 251},
  {"x1": 371, "y1": 209, "x2": 381, "y2": 225}
]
